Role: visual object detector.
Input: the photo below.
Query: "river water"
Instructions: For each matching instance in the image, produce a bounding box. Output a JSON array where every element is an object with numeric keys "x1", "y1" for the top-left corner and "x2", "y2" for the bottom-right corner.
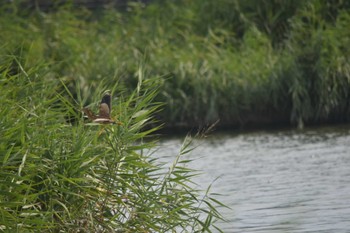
[{"x1": 155, "y1": 125, "x2": 350, "y2": 233}]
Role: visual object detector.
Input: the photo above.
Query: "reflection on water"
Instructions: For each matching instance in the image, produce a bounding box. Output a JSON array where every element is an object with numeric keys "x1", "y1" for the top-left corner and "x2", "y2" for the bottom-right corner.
[{"x1": 156, "y1": 125, "x2": 350, "y2": 233}]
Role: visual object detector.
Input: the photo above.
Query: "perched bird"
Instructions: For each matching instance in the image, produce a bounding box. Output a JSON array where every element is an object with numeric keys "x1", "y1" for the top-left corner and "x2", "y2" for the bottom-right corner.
[{"x1": 82, "y1": 92, "x2": 115, "y2": 124}]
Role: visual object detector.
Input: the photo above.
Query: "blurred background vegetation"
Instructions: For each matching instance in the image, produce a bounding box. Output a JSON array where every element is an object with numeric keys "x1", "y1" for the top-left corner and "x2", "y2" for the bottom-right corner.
[{"x1": 1, "y1": 0, "x2": 350, "y2": 130}]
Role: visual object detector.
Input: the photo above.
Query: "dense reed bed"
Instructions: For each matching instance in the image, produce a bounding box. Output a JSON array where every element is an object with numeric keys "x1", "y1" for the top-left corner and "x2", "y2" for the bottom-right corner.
[
  {"x1": 1, "y1": 0, "x2": 350, "y2": 130},
  {"x1": 0, "y1": 56, "x2": 225, "y2": 231}
]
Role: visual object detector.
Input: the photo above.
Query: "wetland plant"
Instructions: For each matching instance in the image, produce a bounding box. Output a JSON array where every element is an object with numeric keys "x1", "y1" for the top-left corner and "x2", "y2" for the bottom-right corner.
[{"x1": 0, "y1": 57, "x2": 225, "y2": 232}]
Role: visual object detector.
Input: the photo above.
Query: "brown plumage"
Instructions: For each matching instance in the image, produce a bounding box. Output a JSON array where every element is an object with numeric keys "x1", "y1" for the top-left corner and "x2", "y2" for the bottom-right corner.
[{"x1": 82, "y1": 93, "x2": 115, "y2": 124}]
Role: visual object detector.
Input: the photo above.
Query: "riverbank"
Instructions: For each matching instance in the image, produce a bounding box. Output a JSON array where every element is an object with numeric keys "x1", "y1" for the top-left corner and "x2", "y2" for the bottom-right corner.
[{"x1": 1, "y1": 0, "x2": 350, "y2": 130}]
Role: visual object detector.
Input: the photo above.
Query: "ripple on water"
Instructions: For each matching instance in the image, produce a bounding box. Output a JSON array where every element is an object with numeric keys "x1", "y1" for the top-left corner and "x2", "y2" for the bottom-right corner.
[{"x1": 156, "y1": 125, "x2": 350, "y2": 233}]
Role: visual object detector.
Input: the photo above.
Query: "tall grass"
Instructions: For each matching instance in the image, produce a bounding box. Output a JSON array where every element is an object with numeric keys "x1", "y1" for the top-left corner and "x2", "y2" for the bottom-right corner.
[
  {"x1": 1, "y1": 0, "x2": 350, "y2": 129},
  {"x1": 0, "y1": 57, "x2": 225, "y2": 232}
]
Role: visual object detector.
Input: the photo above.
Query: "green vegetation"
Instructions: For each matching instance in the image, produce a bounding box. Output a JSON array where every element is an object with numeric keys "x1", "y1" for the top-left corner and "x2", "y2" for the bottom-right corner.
[
  {"x1": 1, "y1": 0, "x2": 350, "y2": 129},
  {"x1": 2, "y1": 0, "x2": 349, "y2": 231},
  {"x1": 0, "y1": 57, "x2": 225, "y2": 231}
]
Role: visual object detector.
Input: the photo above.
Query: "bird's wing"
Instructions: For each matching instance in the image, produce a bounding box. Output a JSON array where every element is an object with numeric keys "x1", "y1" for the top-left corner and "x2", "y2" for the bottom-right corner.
[
  {"x1": 100, "y1": 93, "x2": 112, "y2": 114},
  {"x1": 98, "y1": 103, "x2": 110, "y2": 118}
]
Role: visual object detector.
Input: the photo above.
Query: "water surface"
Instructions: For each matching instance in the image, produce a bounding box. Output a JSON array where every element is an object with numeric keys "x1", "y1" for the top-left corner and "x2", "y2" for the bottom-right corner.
[{"x1": 156, "y1": 125, "x2": 350, "y2": 232}]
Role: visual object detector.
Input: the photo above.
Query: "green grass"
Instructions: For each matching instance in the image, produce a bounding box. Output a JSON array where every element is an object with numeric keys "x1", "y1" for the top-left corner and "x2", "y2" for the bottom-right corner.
[{"x1": 0, "y1": 57, "x2": 225, "y2": 232}]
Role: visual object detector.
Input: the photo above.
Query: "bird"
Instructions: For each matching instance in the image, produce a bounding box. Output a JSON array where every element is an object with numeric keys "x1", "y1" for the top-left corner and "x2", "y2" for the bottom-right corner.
[{"x1": 82, "y1": 92, "x2": 116, "y2": 124}]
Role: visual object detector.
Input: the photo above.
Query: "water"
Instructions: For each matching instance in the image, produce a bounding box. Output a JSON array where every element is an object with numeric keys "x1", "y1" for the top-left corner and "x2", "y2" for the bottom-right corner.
[{"x1": 155, "y1": 125, "x2": 350, "y2": 233}]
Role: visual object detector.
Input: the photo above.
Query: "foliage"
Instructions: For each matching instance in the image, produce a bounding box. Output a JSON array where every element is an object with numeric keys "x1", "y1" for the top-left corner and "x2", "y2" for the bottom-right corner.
[
  {"x1": 0, "y1": 57, "x2": 225, "y2": 232},
  {"x1": 0, "y1": 0, "x2": 350, "y2": 130}
]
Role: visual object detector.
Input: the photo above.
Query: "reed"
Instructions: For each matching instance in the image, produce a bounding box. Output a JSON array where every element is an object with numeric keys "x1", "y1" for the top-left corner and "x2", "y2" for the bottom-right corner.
[
  {"x1": 1, "y1": 0, "x2": 349, "y2": 130},
  {"x1": 0, "y1": 58, "x2": 225, "y2": 232}
]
